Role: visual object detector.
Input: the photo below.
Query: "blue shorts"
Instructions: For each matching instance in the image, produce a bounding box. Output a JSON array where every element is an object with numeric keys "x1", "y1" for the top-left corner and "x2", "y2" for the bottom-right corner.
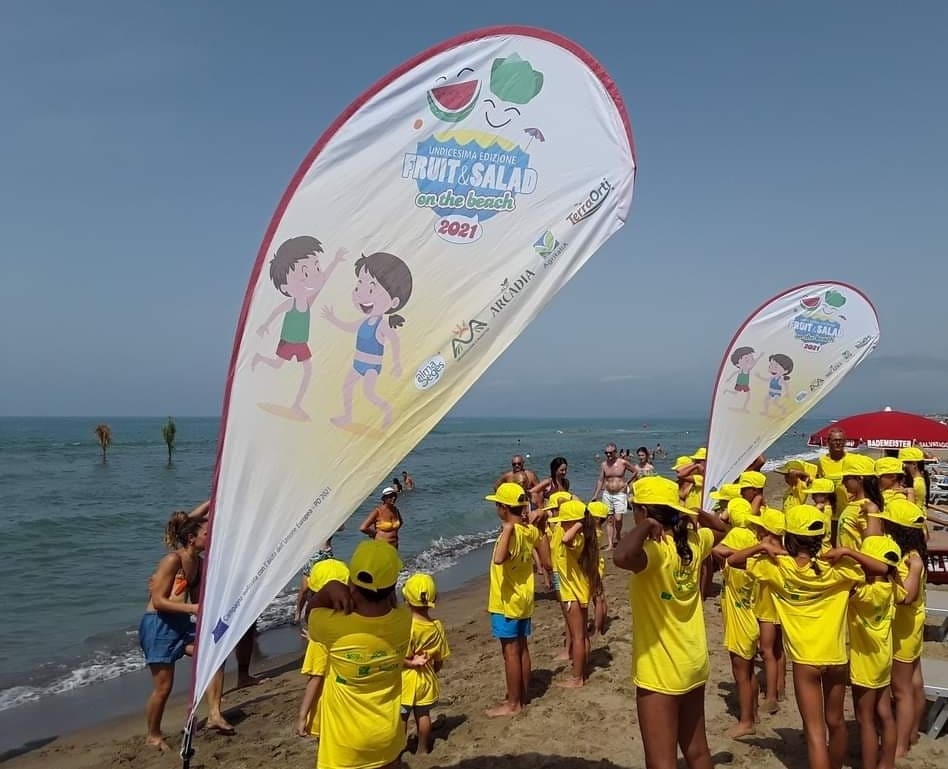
[
  {"x1": 139, "y1": 612, "x2": 194, "y2": 665},
  {"x1": 490, "y1": 613, "x2": 532, "y2": 640}
]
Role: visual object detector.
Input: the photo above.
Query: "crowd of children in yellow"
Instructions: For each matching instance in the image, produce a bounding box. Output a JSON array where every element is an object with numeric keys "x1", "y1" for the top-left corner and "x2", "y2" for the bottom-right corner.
[{"x1": 291, "y1": 443, "x2": 932, "y2": 769}]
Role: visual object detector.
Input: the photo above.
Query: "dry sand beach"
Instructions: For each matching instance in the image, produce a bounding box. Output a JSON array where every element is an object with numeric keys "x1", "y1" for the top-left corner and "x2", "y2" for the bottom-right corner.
[{"x1": 7, "y1": 474, "x2": 948, "y2": 769}]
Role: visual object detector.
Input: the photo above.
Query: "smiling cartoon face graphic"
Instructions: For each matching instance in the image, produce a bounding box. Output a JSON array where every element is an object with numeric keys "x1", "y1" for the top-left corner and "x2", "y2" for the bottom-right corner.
[
  {"x1": 482, "y1": 54, "x2": 544, "y2": 130},
  {"x1": 426, "y1": 67, "x2": 481, "y2": 123}
]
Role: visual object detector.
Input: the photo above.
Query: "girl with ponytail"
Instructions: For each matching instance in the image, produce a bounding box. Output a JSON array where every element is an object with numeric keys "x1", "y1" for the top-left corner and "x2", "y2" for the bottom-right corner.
[
  {"x1": 614, "y1": 476, "x2": 725, "y2": 769},
  {"x1": 838, "y1": 454, "x2": 882, "y2": 550},
  {"x1": 729, "y1": 505, "x2": 884, "y2": 769},
  {"x1": 870, "y1": 498, "x2": 928, "y2": 758}
]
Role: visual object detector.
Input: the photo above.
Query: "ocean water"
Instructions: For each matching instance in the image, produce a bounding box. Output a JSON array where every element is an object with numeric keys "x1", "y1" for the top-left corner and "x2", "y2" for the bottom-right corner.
[{"x1": 0, "y1": 415, "x2": 825, "y2": 712}]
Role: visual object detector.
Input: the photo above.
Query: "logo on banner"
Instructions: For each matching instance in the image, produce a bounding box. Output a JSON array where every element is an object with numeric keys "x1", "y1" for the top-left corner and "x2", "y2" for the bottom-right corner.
[
  {"x1": 414, "y1": 354, "x2": 446, "y2": 390},
  {"x1": 490, "y1": 271, "x2": 536, "y2": 317},
  {"x1": 405, "y1": 54, "x2": 546, "y2": 244},
  {"x1": 534, "y1": 230, "x2": 567, "y2": 267},
  {"x1": 451, "y1": 319, "x2": 489, "y2": 360},
  {"x1": 793, "y1": 290, "x2": 847, "y2": 351},
  {"x1": 566, "y1": 179, "x2": 613, "y2": 225}
]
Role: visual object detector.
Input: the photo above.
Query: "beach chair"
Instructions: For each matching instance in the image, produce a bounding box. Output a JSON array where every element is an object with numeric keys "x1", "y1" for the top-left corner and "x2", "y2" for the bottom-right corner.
[
  {"x1": 928, "y1": 590, "x2": 948, "y2": 642},
  {"x1": 922, "y1": 657, "x2": 948, "y2": 739},
  {"x1": 927, "y1": 529, "x2": 948, "y2": 586},
  {"x1": 928, "y1": 504, "x2": 948, "y2": 529}
]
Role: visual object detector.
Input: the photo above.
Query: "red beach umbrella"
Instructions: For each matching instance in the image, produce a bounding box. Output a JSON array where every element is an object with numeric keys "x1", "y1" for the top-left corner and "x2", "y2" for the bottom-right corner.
[{"x1": 808, "y1": 409, "x2": 948, "y2": 449}]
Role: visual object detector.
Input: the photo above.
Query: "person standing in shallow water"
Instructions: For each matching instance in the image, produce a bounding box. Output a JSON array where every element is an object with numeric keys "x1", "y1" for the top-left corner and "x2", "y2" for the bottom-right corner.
[
  {"x1": 139, "y1": 512, "x2": 231, "y2": 751},
  {"x1": 360, "y1": 487, "x2": 403, "y2": 549}
]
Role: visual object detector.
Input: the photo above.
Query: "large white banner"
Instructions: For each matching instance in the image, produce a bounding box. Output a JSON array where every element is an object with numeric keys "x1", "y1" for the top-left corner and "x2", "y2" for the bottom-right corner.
[
  {"x1": 191, "y1": 26, "x2": 636, "y2": 713},
  {"x1": 702, "y1": 282, "x2": 880, "y2": 508}
]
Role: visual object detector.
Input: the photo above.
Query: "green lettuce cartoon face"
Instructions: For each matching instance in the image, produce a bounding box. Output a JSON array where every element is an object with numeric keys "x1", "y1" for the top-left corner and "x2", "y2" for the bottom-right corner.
[
  {"x1": 482, "y1": 54, "x2": 544, "y2": 130},
  {"x1": 490, "y1": 54, "x2": 544, "y2": 104}
]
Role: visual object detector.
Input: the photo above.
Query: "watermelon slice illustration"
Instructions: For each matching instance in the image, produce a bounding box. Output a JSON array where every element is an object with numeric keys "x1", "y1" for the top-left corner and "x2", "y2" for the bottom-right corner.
[
  {"x1": 427, "y1": 79, "x2": 480, "y2": 122},
  {"x1": 800, "y1": 296, "x2": 821, "y2": 310}
]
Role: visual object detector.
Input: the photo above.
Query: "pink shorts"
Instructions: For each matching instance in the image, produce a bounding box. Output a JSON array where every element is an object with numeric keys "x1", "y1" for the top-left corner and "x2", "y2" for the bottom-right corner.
[{"x1": 276, "y1": 340, "x2": 311, "y2": 362}]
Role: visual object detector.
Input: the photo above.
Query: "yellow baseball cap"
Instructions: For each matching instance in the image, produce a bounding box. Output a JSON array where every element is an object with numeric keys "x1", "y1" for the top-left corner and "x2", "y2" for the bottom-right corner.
[
  {"x1": 543, "y1": 490, "x2": 573, "y2": 511},
  {"x1": 874, "y1": 457, "x2": 904, "y2": 477},
  {"x1": 631, "y1": 476, "x2": 696, "y2": 517},
  {"x1": 747, "y1": 506, "x2": 786, "y2": 536},
  {"x1": 710, "y1": 483, "x2": 741, "y2": 502},
  {"x1": 869, "y1": 498, "x2": 927, "y2": 529},
  {"x1": 549, "y1": 499, "x2": 587, "y2": 523},
  {"x1": 402, "y1": 572, "x2": 437, "y2": 607},
  {"x1": 307, "y1": 558, "x2": 350, "y2": 593},
  {"x1": 784, "y1": 504, "x2": 827, "y2": 536},
  {"x1": 841, "y1": 454, "x2": 875, "y2": 477},
  {"x1": 672, "y1": 455, "x2": 692, "y2": 471},
  {"x1": 777, "y1": 459, "x2": 806, "y2": 474},
  {"x1": 898, "y1": 447, "x2": 926, "y2": 463},
  {"x1": 726, "y1": 497, "x2": 753, "y2": 528},
  {"x1": 587, "y1": 500, "x2": 609, "y2": 519},
  {"x1": 349, "y1": 540, "x2": 403, "y2": 590},
  {"x1": 485, "y1": 482, "x2": 529, "y2": 507},
  {"x1": 691, "y1": 447, "x2": 708, "y2": 460},
  {"x1": 860, "y1": 535, "x2": 902, "y2": 567},
  {"x1": 807, "y1": 478, "x2": 836, "y2": 495},
  {"x1": 738, "y1": 470, "x2": 767, "y2": 489}
]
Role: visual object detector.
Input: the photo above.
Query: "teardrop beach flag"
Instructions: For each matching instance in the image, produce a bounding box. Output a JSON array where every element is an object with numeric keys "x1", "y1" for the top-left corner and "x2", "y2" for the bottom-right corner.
[
  {"x1": 190, "y1": 27, "x2": 636, "y2": 717},
  {"x1": 702, "y1": 282, "x2": 880, "y2": 508}
]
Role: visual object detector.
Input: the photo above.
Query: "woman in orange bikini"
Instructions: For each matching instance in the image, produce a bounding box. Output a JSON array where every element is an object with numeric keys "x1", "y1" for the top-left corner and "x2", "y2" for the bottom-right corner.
[
  {"x1": 360, "y1": 486, "x2": 403, "y2": 549},
  {"x1": 140, "y1": 512, "x2": 231, "y2": 750}
]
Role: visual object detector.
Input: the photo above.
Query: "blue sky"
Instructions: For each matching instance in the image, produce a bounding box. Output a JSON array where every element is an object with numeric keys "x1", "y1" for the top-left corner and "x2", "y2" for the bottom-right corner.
[{"x1": 1, "y1": 1, "x2": 945, "y2": 418}]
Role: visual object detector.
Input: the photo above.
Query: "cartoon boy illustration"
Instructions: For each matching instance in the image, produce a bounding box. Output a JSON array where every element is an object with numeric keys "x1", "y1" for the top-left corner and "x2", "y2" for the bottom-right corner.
[
  {"x1": 322, "y1": 252, "x2": 413, "y2": 429},
  {"x1": 252, "y1": 236, "x2": 346, "y2": 420},
  {"x1": 757, "y1": 353, "x2": 794, "y2": 417},
  {"x1": 723, "y1": 345, "x2": 762, "y2": 413}
]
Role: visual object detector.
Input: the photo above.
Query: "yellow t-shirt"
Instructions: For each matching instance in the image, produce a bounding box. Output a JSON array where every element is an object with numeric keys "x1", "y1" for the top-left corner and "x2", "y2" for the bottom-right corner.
[
  {"x1": 300, "y1": 640, "x2": 328, "y2": 736},
  {"x1": 837, "y1": 500, "x2": 868, "y2": 551},
  {"x1": 558, "y1": 532, "x2": 592, "y2": 605},
  {"x1": 488, "y1": 522, "x2": 541, "y2": 619},
  {"x1": 308, "y1": 606, "x2": 411, "y2": 769},
  {"x1": 817, "y1": 454, "x2": 849, "y2": 515},
  {"x1": 684, "y1": 474, "x2": 704, "y2": 510},
  {"x1": 549, "y1": 524, "x2": 566, "y2": 576},
  {"x1": 892, "y1": 553, "x2": 926, "y2": 663},
  {"x1": 849, "y1": 579, "x2": 901, "y2": 689},
  {"x1": 400, "y1": 617, "x2": 450, "y2": 708},
  {"x1": 719, "y1": 527, "x2": 760, "y2": 660},
  {"x1": 912, "y1": 475, "x2": 927, "y2": 506},
  {"x1": 628, "y1": 527, "x2": 714, "y2": 694},
  {"x1": 782, "y1": 481, "x2": 808, "y2": 513},
  {"x1": 882, "y1": 488, "x2": 907, "y2": 503},
  {"x1": 747, "y1": 555, "x2": 863, "y2": 666}
]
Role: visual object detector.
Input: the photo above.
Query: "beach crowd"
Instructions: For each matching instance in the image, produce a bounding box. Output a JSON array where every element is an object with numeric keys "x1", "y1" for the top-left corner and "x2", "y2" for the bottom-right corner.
[{"x1": 139, "y1": 436, "x2": 939, "y2": 769}]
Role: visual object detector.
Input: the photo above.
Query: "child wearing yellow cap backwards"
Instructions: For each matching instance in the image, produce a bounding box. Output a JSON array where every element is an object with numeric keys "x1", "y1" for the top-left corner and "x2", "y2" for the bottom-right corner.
[
  {"x1": 483, "y1": 482, "x2": 551, "y2": 717},
  {"x1": 296, "y1": 558, "x2": 350, "y2": 738},
  {"x1": 306, "y1": 540, "x2": 410, "y2": 769},
  {"x1": 711, "y1": 497, "x2": 760, "y2": 739},
  {"x1": 587, "y1": 500, "x2": 610, "y2": 636},
  {"x1": 868, "y1": 498, "x2": 928, "y2": 758},
  {"x1": 548, "y1": 499, "x2": 600, "y2": 688},
  {"x1": 728, "y1": 505, "x2": 888, "y2": 769},
  {"x1": 838, "y1": 535, "x2": 904, "y2": 769},
  {"x1": 614, "y1": 476, "x2": 726, "y2": 769},
  {"x1": 400, "y1": 573, "x2": 450, "y2": 754}
]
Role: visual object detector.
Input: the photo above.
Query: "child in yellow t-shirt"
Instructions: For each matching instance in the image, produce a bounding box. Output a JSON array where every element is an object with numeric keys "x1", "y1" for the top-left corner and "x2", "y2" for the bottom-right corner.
[
  {"x1": 400, "y1": 573, "x2": 450, "y2": 754},
  {"x1": 483, "y1": 482, "x2": 550, "y2": 718},
  {"x1": 839, "y1": 536, "x2": 904, "y2": 769},
  {"x1": 544, "y1": 491, "x2": 573, "y2": 660},
  {"x1": 729, "y1": 505, "x2": 884, "y2": 769},
  {"x1": 306, "y1": 540, "x2": 411, "y2": 769},
  {"x1": 587, "y1": 500, "x2": 610, "y2": 636},
  {"x1": 806, "y1": 478, "x2": 836, "y2": 549},
  {"x1": 711, "y1": 498, "x2": 760, "y2": 739},
  {"x1": 548, "y1": 499, "x2": 600, "y2": 688},
  {"x1": 837, "y1": 454, "x2": 882, "y2": 551},
  {"x1": 615, "y1": 476, "x2": 726, "y2": 769},
  {"x1": 777, "y1": 459, "x2": 811, "y2": 512},
  {"x1": 747, "y1": 503, "x2": 786, "y2": 715},
  {"x1": 296, "y1": 558, "x2": 349, "y2": 737},
  {"x1": 868, "y1": 498, "x2": 928, "y2": 758}
]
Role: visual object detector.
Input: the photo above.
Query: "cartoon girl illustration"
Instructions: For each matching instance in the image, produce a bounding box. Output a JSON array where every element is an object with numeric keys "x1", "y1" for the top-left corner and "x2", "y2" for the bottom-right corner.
[
  {"x1": 723, "y1": 345, "x2": 762, "y2": 413},
  {"x1": 757, "y1": 353, "x2": 794, "y2": 417},
  {"x1": 322, "y1": 252, "x2": 413, "y2": 429}
]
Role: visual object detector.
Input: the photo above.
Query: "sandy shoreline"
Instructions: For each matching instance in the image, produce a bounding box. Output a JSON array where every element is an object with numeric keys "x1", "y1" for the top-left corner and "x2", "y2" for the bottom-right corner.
[{"x1": 6, "y1": 472, "x2": 948, "y2": 769}]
